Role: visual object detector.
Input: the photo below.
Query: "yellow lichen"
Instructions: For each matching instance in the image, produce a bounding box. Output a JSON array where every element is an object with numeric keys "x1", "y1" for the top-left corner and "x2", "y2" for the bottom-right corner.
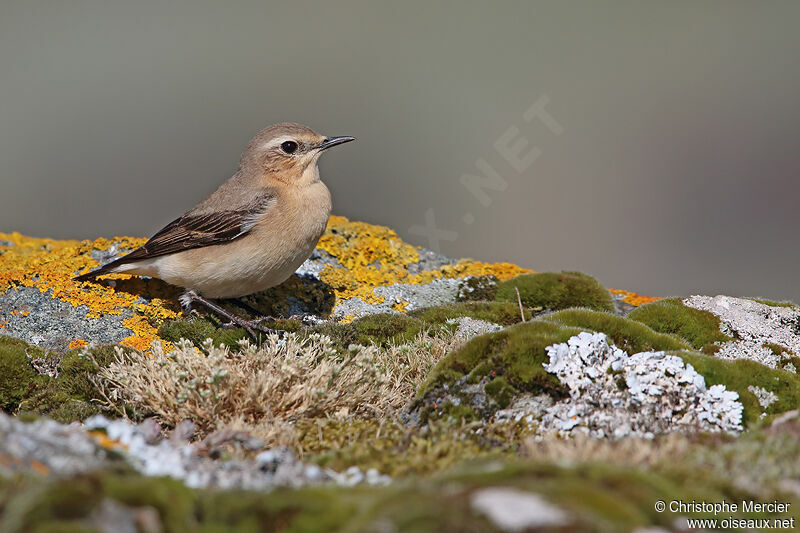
[
  {"x1": 88, "y1": 430, "x2": 128, "y2": 451},
  {"x1": 2, "y1": 217, "x2": 656, "y2": 351},
  {"x1": 0, "y1": 231, "x2": 179, "y2": 351},
  {"x1": 68, "y1": 339, "x2": 88, "y2": 350},
  {"x1": 609, "y1": 289, "x2": 662, "y2": 307},
  {"x1": 317, "y1": 216, "x2": 534, "y2": 311}
]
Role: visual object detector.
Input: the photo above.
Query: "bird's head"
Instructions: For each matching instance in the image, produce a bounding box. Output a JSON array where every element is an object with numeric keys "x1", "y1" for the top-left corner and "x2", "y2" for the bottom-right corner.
[{"x1": 240, "y1": 122, "x2": 355, "y2": 186}]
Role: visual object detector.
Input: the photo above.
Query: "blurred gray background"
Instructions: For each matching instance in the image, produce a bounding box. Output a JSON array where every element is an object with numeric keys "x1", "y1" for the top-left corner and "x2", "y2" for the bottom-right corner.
[{"x1": 2, "y1": 1, "x2": 799, "y2": 301}]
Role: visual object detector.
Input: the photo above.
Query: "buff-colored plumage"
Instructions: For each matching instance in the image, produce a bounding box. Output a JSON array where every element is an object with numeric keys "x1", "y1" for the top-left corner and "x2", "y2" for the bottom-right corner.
[{"x1": 75, "y1": 123, "x2": 353, "y2": 299}]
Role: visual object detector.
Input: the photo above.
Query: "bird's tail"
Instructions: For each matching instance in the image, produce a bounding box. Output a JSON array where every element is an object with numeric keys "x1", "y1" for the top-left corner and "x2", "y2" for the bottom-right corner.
[{"x1": 73, "y1": 258, "x2": 126, "y2": 282}]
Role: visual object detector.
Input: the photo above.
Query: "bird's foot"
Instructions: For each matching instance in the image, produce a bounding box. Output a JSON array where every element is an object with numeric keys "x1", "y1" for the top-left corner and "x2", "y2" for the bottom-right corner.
[
  {"x1": 180, "y1": 290, "x2": 281, "y2": 341},
  {"x1": 219, "y1": 316, "x2": 281, "y2": 337}
]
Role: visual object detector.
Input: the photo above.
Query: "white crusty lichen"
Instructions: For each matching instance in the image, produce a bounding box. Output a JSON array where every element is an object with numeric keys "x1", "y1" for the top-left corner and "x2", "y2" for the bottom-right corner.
[
  {"x1": 683, "y1": 295, "x2": 800, "y2": 369},
  {"x1": 747, "y1": 385, "x2": 779, "y2": 410},
  {"x1": 540, "y1": 332, "x2": 743, "y2": 438}
]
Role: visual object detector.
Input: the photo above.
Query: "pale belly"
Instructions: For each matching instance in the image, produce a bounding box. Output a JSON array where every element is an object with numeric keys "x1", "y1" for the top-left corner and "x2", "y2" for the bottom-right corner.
[{"x1": 123, "y1": 211, "x2": 329, "y2": 298}]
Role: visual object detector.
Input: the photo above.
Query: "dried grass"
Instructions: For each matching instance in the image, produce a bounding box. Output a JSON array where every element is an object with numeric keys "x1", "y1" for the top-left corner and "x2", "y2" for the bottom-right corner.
[{"x1": 97, "y1": 330, "x2": 458, "y2": 443}]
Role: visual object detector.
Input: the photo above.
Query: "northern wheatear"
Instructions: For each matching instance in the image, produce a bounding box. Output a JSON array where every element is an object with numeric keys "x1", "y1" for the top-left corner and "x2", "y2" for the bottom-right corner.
[{"x1": 74, "y1": 123, "x2": 354, "y2": 335}]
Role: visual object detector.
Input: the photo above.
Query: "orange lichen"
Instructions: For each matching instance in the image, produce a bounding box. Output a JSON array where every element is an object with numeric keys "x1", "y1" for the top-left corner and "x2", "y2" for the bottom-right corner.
[
  {"x1": 392, "y1": 299, "x2": 410, "y2": 312},
  {"x1": 609, "y1": 289, "x2": 662, "y2": 307},
  {"x1": 88, "y1": 430, "x2": 128, "y2": 451},
  {"x1": 68, "y1": 339, "x2": 88, "y2": 350},
  {"x1": 317, "y1": 216, "x2": 534, "y2": 311},
  {"x1": 29, "y1": 460, "x2": 50, "y2": 476},
  {"x1": 2, "y1": 216, "x2": 656, "y2": 350},
  {"x1": 0, "y1": 231, "x2": 179, "y2": 351}
]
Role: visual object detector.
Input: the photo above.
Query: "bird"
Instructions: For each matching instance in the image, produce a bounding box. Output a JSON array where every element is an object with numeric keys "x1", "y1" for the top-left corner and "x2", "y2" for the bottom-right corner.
[{"x1": 74, "y1": 122, "x2": 355, "y2": 336}]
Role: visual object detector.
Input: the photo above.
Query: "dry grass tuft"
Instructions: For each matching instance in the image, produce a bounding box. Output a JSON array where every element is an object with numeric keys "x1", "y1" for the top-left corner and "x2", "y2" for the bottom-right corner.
[{"x1": 98, "y1": 330, "x2": 458, "y2": 444}]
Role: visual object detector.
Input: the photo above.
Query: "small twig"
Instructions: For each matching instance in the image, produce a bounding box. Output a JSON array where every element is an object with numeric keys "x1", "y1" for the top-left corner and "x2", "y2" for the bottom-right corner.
[{"x1": 515, "y1": 286, "x2": 526, "y2": 322}]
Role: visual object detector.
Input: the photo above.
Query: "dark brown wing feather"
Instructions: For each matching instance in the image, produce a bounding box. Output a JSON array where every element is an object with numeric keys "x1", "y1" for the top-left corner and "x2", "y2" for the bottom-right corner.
[{"x1": 74, "y1": 193, "x2": 274, "y2": 281}]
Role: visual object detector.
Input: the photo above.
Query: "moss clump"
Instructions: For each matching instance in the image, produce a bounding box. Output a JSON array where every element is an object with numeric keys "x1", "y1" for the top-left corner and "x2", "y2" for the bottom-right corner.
[
  {"x1": 0, "y1": 335, "x2": 125, "y2": 423},
  {"x1": 763, "y1": 342, "x2": 793, "y2": 356},
  {"x1": 495, "y1": 272, "x2": 615, "y2": 313},
  {"x1": 627, "y1": 298, "x2": 732, "y2": 351},
  {"x1": 484, "y1": 377, "x2": 516, "y2": 408},
  {"x1": 419, "y1": 320, "x2": 583, "y2": 402},
  {"x1": 159, "y1": 317, "x2": 250, "y2": 349},
  {"x1": 0, "y1": 335, "x2": 42, "y2": 412},
  {"x1": 544, "y1": 309, "x2": 690, "y2": 354},
  {"x1": 311, "y1": 313, "x2": 423, "y2": 350},
  {"x1": 676, "y1": 350, "x2": 800, "y2": 425},
  {"x1": 2, "y1": 454, "x2": 790, "y2": 532},
  {"x1": 748, "y1": 297, "x2": 798, "y2": 308},
  {"x1": 409, "y1": 301, "x2": 536, "y2": 327}
]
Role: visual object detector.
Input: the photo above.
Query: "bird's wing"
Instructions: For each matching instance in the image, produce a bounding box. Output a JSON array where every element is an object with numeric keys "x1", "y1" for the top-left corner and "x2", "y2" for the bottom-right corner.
[
  {"x1": 124, "y1": 193, "x2": 276, "y2": 261},
  {"x1": 74, "y1": 192, "x2": 275, "y2": 280}
]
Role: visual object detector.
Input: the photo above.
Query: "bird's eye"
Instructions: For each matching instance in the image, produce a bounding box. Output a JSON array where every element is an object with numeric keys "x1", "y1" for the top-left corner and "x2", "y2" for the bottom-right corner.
[{"x1": 281, "y1": 140, "x2": 298, "y2": 154}]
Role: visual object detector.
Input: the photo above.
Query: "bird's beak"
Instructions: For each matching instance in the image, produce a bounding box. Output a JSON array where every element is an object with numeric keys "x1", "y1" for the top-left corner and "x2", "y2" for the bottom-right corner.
[{"x1": 317, "y1": 136, "x2": 356, "y2": 151}]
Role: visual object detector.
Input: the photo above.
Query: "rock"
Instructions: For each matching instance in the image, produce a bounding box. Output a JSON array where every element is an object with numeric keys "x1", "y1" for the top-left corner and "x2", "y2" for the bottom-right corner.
[
  {"x1": 0, "y1": 217, "x2": 531, "y2": 351},
  {"x1": 684, "y1": 295, "x2": 800, "y2": 370},
  {"x1": 539, "y1": 332, "x2": 743, "y2": 437},
  {"x1": 470, "y1": 487, "x2": 569, "y2": 531}
]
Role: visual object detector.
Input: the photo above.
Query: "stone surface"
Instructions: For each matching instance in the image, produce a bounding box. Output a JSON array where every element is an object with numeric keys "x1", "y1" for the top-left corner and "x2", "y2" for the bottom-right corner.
[
  {"x1": 538, "y1": 332, "x2": 743, "y2": 437},
  {"x1": 470, "y1": 487, "x2": 569, "y2": 531},
  {"x1": 684, "y1": 295, "x2": 800, "y2": 370}
]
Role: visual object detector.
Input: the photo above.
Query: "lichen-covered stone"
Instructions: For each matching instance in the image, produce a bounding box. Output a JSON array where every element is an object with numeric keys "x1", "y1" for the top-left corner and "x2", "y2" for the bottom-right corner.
[
  {"x1": 627, "y1": 297, "x2": 733, "y2": 352},
  {"x1": 683, "y1": 295, "x2": 800, "y2": 371},
  {"x1": 539, "y1": 332, "x2": 743, "y2": 437},
  {"x1": 0, "y1": 216, "x2": 533, "y2": 351}
]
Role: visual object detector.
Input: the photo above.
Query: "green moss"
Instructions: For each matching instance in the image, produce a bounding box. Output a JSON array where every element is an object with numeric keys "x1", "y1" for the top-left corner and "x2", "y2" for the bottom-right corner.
[
  {"x1": 409, "y1": 301, "x2": 536, "y2": 326},
  {"x1": 0, "y1": 450, "x2": 794, "y2": 533},
  {"x1": 311, "y1": 313, "x2": 423, "y2": 350},
  {"x1": 438, "y1": 403, "x2": 480, "y2": 422},
  {"x1": 763, "y1": 342, "x2": 793, "y2": 356},
  {"x1": 495, "y1": 272, "x2": 615, "y2": 313},
  {"x1": 544, "y1": 309, "x2": 691, "y2": 354},
  {"x1": 419, "y1": 320, "x2": 582, "y2": 401},
  {"x1": 158, "y1": 317, "x2": 217, "y2": 345},
  {"x1": 0, "y1": 335, "x2": 41, "y2": 412},
  {"x1": 627, "y1": 297, "x2": 733, "y2": 351},
  {"x1": 484, "y1": 377, "x2": 516, "y2": 408},
  {"x1": 17, "y1": 381, "x2": 100, "y2": 424},
  {"x1": 748, "y1": 297, "x2": 798, "y2": 308},
  {"x1": 677, "y1": 350, "x2": 800, "y2": 425},
  {"x1": 158, "y1": 318, "x2": 251, "y2": 350},
  {"x1": 0, "y1": 336, "x2": 126, "y2": 423}
]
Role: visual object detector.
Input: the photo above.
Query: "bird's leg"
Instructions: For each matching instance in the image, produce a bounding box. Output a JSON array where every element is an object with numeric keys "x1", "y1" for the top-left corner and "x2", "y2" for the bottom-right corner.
[{"x1": 180, "y1": 291, "x2": 279, "y2": 340}]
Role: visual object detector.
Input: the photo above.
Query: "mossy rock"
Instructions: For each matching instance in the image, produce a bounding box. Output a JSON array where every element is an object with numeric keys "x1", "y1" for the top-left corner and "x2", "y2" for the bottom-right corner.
[
  {"x1": 159, "y1": 316, "x2": 302, "y2": 351},
  {"x1": 418, "y1": 320, "x2": 583, "y2": 404},
  {"x1": 544, "y1": 308, "x2": 691, "y2": 354},
  {"x1": 0, "y1": 335, "x2": 125, "y2": 423},
  {"x1": 0, "y1": 335, "x2": 42, "y2": 412},
  {"x1": 409, "y1": 301, "x2": 537, "y2": 327},
  {"x1": 0, "y1": 456, "x2": 791, "y2": 532},
  {"x1": 676, "y1": 350, "x2": 800, "y2": 426},
  {"x1": 311, "y1": 313, "x2": 424, "y2": 350},
  {"x1": 627, "y1": 298, "x2": 733, "y2": 351},
  {"x1": 747, "y1": 297, "x2": 798, "y2": 308},
  {"x1": 495, "y1": 272, "x2": 615, "y2": 313}
]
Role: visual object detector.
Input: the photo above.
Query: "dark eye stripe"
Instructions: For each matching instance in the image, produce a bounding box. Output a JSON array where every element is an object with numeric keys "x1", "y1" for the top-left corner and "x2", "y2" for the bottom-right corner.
[{"x1": 281, "y1": 140, "x2": 298, "y2": 154}]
